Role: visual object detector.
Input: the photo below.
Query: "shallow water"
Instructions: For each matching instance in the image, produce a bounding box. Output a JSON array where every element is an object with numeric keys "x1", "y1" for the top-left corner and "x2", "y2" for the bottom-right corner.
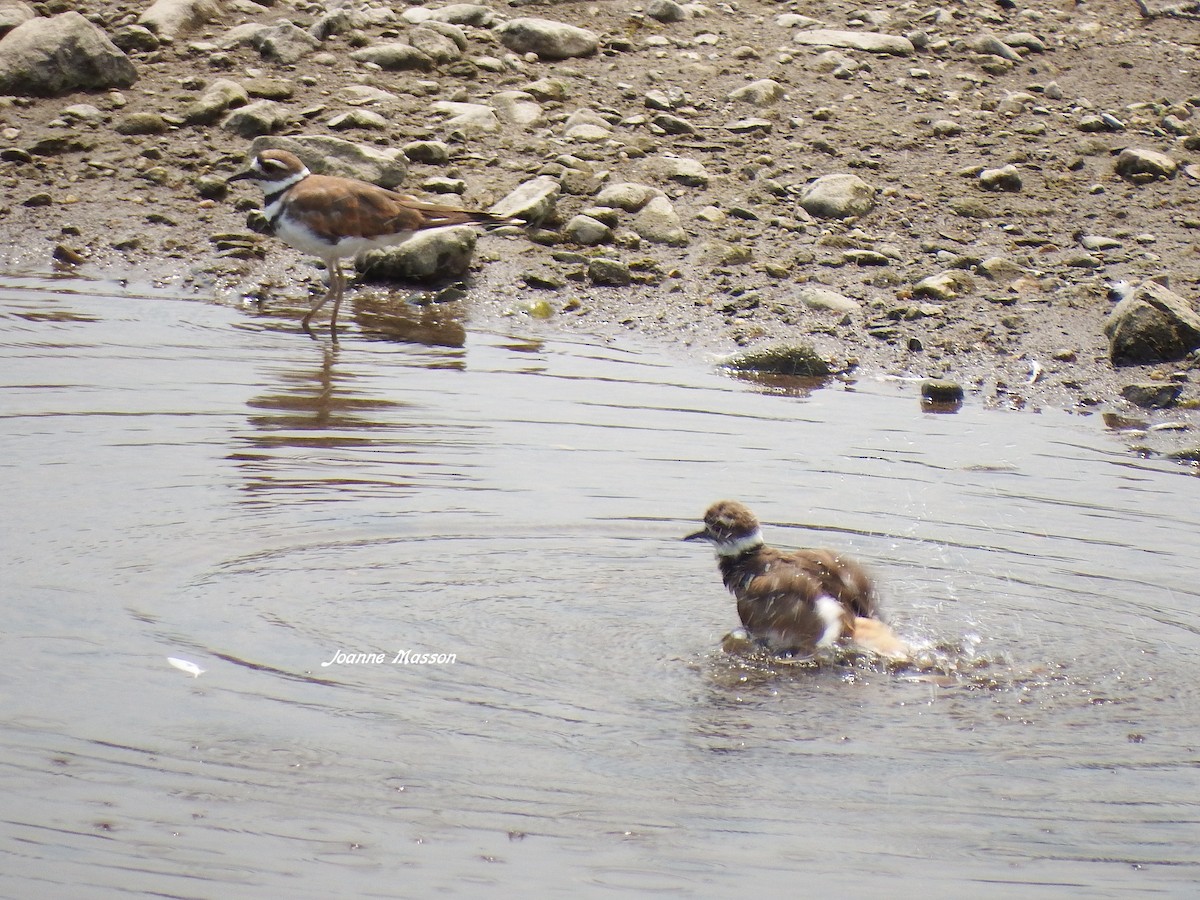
[{"x1": 2, "y1": 273, "x2": 1197, "y2": 897}]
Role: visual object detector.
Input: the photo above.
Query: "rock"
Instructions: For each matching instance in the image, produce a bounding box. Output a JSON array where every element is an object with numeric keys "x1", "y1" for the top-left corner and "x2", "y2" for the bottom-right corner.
[
  {"x1": 1121, "y1": 382, "x2": 1182, "y2": 409},
  {"x1": 223, "y1": 99, "x2": 288, "y2": 138},
  {"x1": 110, "y1": 24, "x2": 160, "y2": 54},
  {"x1": 1005, "y1": 32, "x2": 1046, "y2": 53},
  {"x1": 931, "y1": 119, "x2": 963, "y2": 137},
  {"x1": 59, "y1": 103, "x2": 102, "y2": 123},
  {"x1": 139, "y1": 0, "x2": 221, "y2": 41},
  {"x1": 358, "y1": 226, "x2": 478, "y2": 282},
  {"x1": 723, "y1": 344, "x2": 833, "y2": 378},
  {"x1": 729, "y1": 79, "x2": 783, "y2": 106},
  {"x1": 184, "y1": 77, "x2": 248, "y2": 125},
  {"x1": 1079, "y1": 235, "x2": 1122, "y2": 251},
  {"x1": 564, "y1": 215, "x2": 612, "y2": 245},
  {"x1": 695, "y1": 239, "x2": 752, "y2": 266},
  {"x1": 792, "y1": 29, "x2": 914, "y2": 55},
  {"x1": 402, "y1": 140, "x2": 450, "y2": 164},
  {"x1": 0, "y1": 12, "x2": 137, "y2": 96},
  {"x1": 248, "y1": 134, "x2": 408, "y2": 188},
  {"x1": 491, "y1": 90, "x2": 542, "y2": 126},
  {"x1": 409, "y1": 26, "x2": 463, "y2": 63},
  {"x1": 328, "y1": 109, "x2": 389, "y2": 131},
  {"x1": 497, "y1": 17, "x2": 599, "y2": 60},
  {"x1": 913, "y1": 271, "x2": 974, "y2": 301},
  {"x1": 588, "y1": 257, "x2": 632, "y2": 286},
  {"x1": 245, "y1": 77, "x2": 294, "y2": 101},
  {"x1": 652, "y1": 113, "x2": 695, "y2": 135},
  {"x1": 402, "y1": 4, "x2": 496, "y2": 27},
  {"x1": 646, "y1": 0, "x2": 687, "y2": 24},
  {"x1": 645, "y1": 156, "x2": 709, "y2": 188},
  {"x1": 632, "y1": 195, "x2": 688, "y2": 246},
  {"x1": 726, "y1": 118, "x2": 772, "y2": 134},
  {"x1": 1105, "y1": 280, "x2": 1200, "y2": 365},
  {"x1": 0, "y1": 2, "x2": 34, "y2": 39},
  {"x1": 338, "y1": 84, "x2": 398, "y2": 107},
  {"x1": 595, "y1": 182, "x2": 661, "y2": 212},
  {"x1": 491, "y1": 175, "x2": 560, "y2": 223},
  {"x1": 799, "y1": 173, "x2": 876, "y2": 219},
  {"x1": 969, "y1": 34, "x2": 1022, "y2": 62},
  {"x1": 794, "y1": 286, "x2": 861, "y2": 313},
  {"x1": 433, "y1": 100, "x2": 499, "y2": 132},
  {"x1": 523, "y1": 77, "x2": 570, "y2": 101},
  {"x1": 115, "y1": 111, "x2": 169, "y2": 135},
  {"x1": 921, "y1": 379, "x2": 965, "y2": 405},
  {"x1": 979, "y1": 164, "x2": 1022, "y2": 192},
  {"x1": 563, "y1": 108, "x2": 612, "y2": 141},
  {"x1": 949, "y1": 197, "x2": 993, "y2": 218},
  {"x1": 252, "y1": 21, "x2": 321, "y2": 64},
  {"x1": 978, "y1": 257, "x2": 1028, "y2": 282},
  {"x1": 1115, "y1": 148, "x2": 1178, "y2": 181},
  {"x1": 350, "y1": 42, "x2": 434, "y2": 71}
]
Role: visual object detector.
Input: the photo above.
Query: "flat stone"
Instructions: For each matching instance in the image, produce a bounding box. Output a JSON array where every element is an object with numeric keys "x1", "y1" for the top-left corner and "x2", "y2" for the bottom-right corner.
[
  {"x1": 1121, "y1": 382, "x2": 1182, "y2": 409},
  {"x1": 350, "y1": 42, "x2": 435, "y2": 71},
  {"x1": 795, "y1": 286, "x2": 861, "y2": 313},
  {"x1": 792, "y1": 29, "x2": 914, "y2": 55},
  {"x1": 491, "y1": 175, "x2": 561, "y2": 223}
]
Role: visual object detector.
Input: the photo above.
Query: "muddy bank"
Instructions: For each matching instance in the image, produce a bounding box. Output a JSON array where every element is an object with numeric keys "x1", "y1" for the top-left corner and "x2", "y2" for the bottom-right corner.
[{"x1": 2, "y1": 0, "x2": 1200, "y2": 461}]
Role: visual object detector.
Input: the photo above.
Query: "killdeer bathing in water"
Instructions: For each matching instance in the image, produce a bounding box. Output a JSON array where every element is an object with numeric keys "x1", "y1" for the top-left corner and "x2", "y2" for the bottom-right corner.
[
  {"x1": 684, "y1": 499, "x2": 908, "y2": 660},
  {"x1": 227, "y1": 149, "x2": 523, "y2": 335}
]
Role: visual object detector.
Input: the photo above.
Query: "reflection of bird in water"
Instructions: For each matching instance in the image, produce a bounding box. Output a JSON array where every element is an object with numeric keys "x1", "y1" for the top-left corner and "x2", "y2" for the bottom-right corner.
[
  {"x1": 228, "y1": 149, "x2": 523, "y2": 337},
  {"x1": 685, "y1": 499, "x2": 908, "y2": 660}
]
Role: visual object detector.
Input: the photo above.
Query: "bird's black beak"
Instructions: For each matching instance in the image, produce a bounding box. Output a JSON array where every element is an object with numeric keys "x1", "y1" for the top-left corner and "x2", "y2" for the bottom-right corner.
[
  {"x1": 226, "y1": 169, "x2": 255, "y2": 184},
  {"x1": 682, "y1": 528, "x2": 710, "y2": 543}
]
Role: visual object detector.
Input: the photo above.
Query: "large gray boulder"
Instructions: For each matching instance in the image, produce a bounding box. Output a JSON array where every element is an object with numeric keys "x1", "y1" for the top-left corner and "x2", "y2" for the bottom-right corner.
[
  {"x1": 0, "y1": 12, "x2": 137, "y2": 96},
  {"x1": 497, "y1": 18, "x2": 599, "y2": 59},
  {"x1": 139, "y1": 0, "x2": 222, "y2": 41},
  {"x1": 247, "y1": 135, "x2": 408, "y2": 189},
  {"x1": 1105, "y1": 280, "x2": 1200, "y2": 365}
]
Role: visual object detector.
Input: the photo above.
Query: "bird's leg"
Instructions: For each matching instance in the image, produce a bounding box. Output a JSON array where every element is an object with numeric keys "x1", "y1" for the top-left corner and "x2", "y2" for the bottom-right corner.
[
  {"x1": 328, "y1": 261, "x2": 346, "y2": 339},
  {"x1": 301, "y1": 260, "x2": 342, "y2": 334}
]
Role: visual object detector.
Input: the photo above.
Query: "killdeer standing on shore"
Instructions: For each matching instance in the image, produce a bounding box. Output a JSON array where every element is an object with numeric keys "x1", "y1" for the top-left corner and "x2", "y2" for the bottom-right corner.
[
  {"x1": 227, "y1": 149, "x2": 523, "y2": 336},
  {"x1": 684, "y1": 499, "x2": 909, "y2": 660}
]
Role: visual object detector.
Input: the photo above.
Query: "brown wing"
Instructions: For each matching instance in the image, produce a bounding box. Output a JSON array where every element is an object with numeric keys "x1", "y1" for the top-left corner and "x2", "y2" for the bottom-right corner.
[
  {"x1": 735, "y1": 568, "x2": 851, "y2": 654},
  {"x1": 785, "y1": 548, "x2": 880, "y2": 620},
  {"x1": 291, "y1": 175, "x2": 517, "y2": 241}
]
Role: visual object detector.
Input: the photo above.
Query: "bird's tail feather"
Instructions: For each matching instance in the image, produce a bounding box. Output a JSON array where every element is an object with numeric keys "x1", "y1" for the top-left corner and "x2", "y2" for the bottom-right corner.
[{"x1": 850, "y1": 617, "x2": 910, "y2": 661}]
